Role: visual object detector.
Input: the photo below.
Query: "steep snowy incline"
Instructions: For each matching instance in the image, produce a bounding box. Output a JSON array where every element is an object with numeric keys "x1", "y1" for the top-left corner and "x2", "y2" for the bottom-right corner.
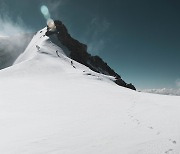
[
  {"x1": 0, "y1": 34, "x2": 33, "y2": 69},
  {"x1": 0, "y1": 27, "x2": 180, "y2": 154},
  {"x1": 14, "y1": 28, "x2": 65, "y2": 64}
]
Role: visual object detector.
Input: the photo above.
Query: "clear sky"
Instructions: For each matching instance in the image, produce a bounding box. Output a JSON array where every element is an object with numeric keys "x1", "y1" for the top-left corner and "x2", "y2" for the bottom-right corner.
[{"x1": 0, "y1": 0, "x2": 180, "y2": 90}]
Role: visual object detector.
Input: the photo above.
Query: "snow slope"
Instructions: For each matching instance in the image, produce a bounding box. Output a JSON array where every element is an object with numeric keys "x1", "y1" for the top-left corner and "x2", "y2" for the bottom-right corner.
[
  {"x1": 0, "y1": 28, "x2": 180, "y2": 154},
  {"x1": 0, "y1": 34, "x2": 33, "y2": 69}
]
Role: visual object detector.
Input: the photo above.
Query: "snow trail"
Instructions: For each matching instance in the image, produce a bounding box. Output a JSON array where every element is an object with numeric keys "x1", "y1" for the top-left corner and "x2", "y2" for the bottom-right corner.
[{"x1": 0, "y1": 27, "x2": 180, "y2": 154}]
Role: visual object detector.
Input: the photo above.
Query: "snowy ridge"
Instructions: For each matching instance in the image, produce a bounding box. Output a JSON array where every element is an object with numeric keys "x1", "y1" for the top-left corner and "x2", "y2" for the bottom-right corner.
[
  {"x1": 14, "y1": 28, "x2": 53, "y2": 64},
  {"x1": 13, "y1": 27, "x2": 115, "y2": 82},
  {"x1": 0, "y1": 27, "x2": 180, "y2": 153}
]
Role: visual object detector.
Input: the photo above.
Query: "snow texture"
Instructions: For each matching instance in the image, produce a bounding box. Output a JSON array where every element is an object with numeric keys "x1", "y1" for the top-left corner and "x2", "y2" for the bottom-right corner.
[{"x1": 0, "y1": 28, "x2": 180, "y2": 154}]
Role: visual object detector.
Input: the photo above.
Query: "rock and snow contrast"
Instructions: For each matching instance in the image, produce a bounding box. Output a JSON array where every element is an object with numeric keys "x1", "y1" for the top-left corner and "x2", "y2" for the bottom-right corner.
[{"x1": 0, "y1": 24, "x2": 180, "y2": 154}]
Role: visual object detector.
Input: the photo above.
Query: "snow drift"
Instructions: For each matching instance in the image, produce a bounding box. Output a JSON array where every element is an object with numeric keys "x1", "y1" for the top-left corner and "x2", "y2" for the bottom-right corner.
[{"x1": 0, "y1": 27, "x2": 180, "y2": 154}]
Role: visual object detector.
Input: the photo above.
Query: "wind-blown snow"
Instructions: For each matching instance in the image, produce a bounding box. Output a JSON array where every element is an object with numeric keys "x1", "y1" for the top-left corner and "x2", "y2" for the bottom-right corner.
[
  {"x1": 0, "y1": 28, "x2": 180, "y2": 154},
  {"x1": 0, "y1": 34, "x2": 33, "y2": 69}
]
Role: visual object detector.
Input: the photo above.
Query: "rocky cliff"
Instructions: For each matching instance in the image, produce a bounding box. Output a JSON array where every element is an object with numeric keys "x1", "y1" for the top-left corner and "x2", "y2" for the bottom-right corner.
[{"x1": 46, "y1": 20, "x2": 136, "y2": 90}]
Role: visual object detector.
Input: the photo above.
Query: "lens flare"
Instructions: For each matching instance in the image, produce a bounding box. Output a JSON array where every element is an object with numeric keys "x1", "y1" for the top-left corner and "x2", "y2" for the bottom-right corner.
[
  {"x1": 40, "y1": 5, "x2": 56, "y2": 31},
  {"x1": 40, "y1": 5, "x2": 50, "y2": 20},
  {"x1": 47, "y1": 19, "x2": 56, "y2": 31}
]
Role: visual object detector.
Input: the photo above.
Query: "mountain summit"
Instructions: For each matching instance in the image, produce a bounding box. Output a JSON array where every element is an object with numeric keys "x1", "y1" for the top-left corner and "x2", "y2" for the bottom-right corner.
[
  {"x1": 0, "y1": 21, "x2": 180, "y2": 154},
  {"x1": 1, "y1": 20, "x2": 135, "y2": 90},
  {"x1": 46, "y1": 20, "x2": 136, "y2": 90}
]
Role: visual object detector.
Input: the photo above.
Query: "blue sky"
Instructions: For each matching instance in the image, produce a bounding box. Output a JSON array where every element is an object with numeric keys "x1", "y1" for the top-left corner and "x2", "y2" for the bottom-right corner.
[{"x1": 0, "y1": 0, "x2": 180, "y2": 90}]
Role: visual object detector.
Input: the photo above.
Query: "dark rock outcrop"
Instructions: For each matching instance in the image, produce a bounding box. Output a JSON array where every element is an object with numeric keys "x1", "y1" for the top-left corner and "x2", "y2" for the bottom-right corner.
[{"x1": 47, "y1": 20, "x2": 136, "y2": 90}]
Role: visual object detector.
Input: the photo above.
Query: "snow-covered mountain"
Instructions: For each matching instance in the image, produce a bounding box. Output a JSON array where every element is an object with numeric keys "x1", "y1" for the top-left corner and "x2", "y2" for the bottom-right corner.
[
  {"x1": 46, "y1": 20, "x2": 136, "y2": 90},
  {"x1": 0, "y1": 20, "x2": 135, "y2": 90},
  {"x1": 0, "y1": 26, "x2": 180, "y2": 154}
]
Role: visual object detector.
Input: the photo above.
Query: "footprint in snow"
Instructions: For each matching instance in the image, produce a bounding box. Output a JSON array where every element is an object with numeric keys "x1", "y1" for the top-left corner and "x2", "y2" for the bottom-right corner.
[
  {"x1": 156, "y1": 131, "x2": 161, "y2": 135},
  {"x1": 148, "y1": 126, "x2": 153, "y2": 129},
  {"x1": 165, "y1": 149, "x2": 173, "y2": 154},
  {"x1": 135, "y1": 120, "x2": 141, "y2": 125},
  {"x1": 133, "y1": 119, "x2": 139, "y2": 123},
  {"x1": 169, "y1": 139, "x2": 177, "y2": 144}
]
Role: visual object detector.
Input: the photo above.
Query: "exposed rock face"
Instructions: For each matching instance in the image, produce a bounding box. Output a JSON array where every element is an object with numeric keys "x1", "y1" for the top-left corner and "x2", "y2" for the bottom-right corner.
[{"x1": 47, "y1": 20, "x2": 136, "y2": 90}]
